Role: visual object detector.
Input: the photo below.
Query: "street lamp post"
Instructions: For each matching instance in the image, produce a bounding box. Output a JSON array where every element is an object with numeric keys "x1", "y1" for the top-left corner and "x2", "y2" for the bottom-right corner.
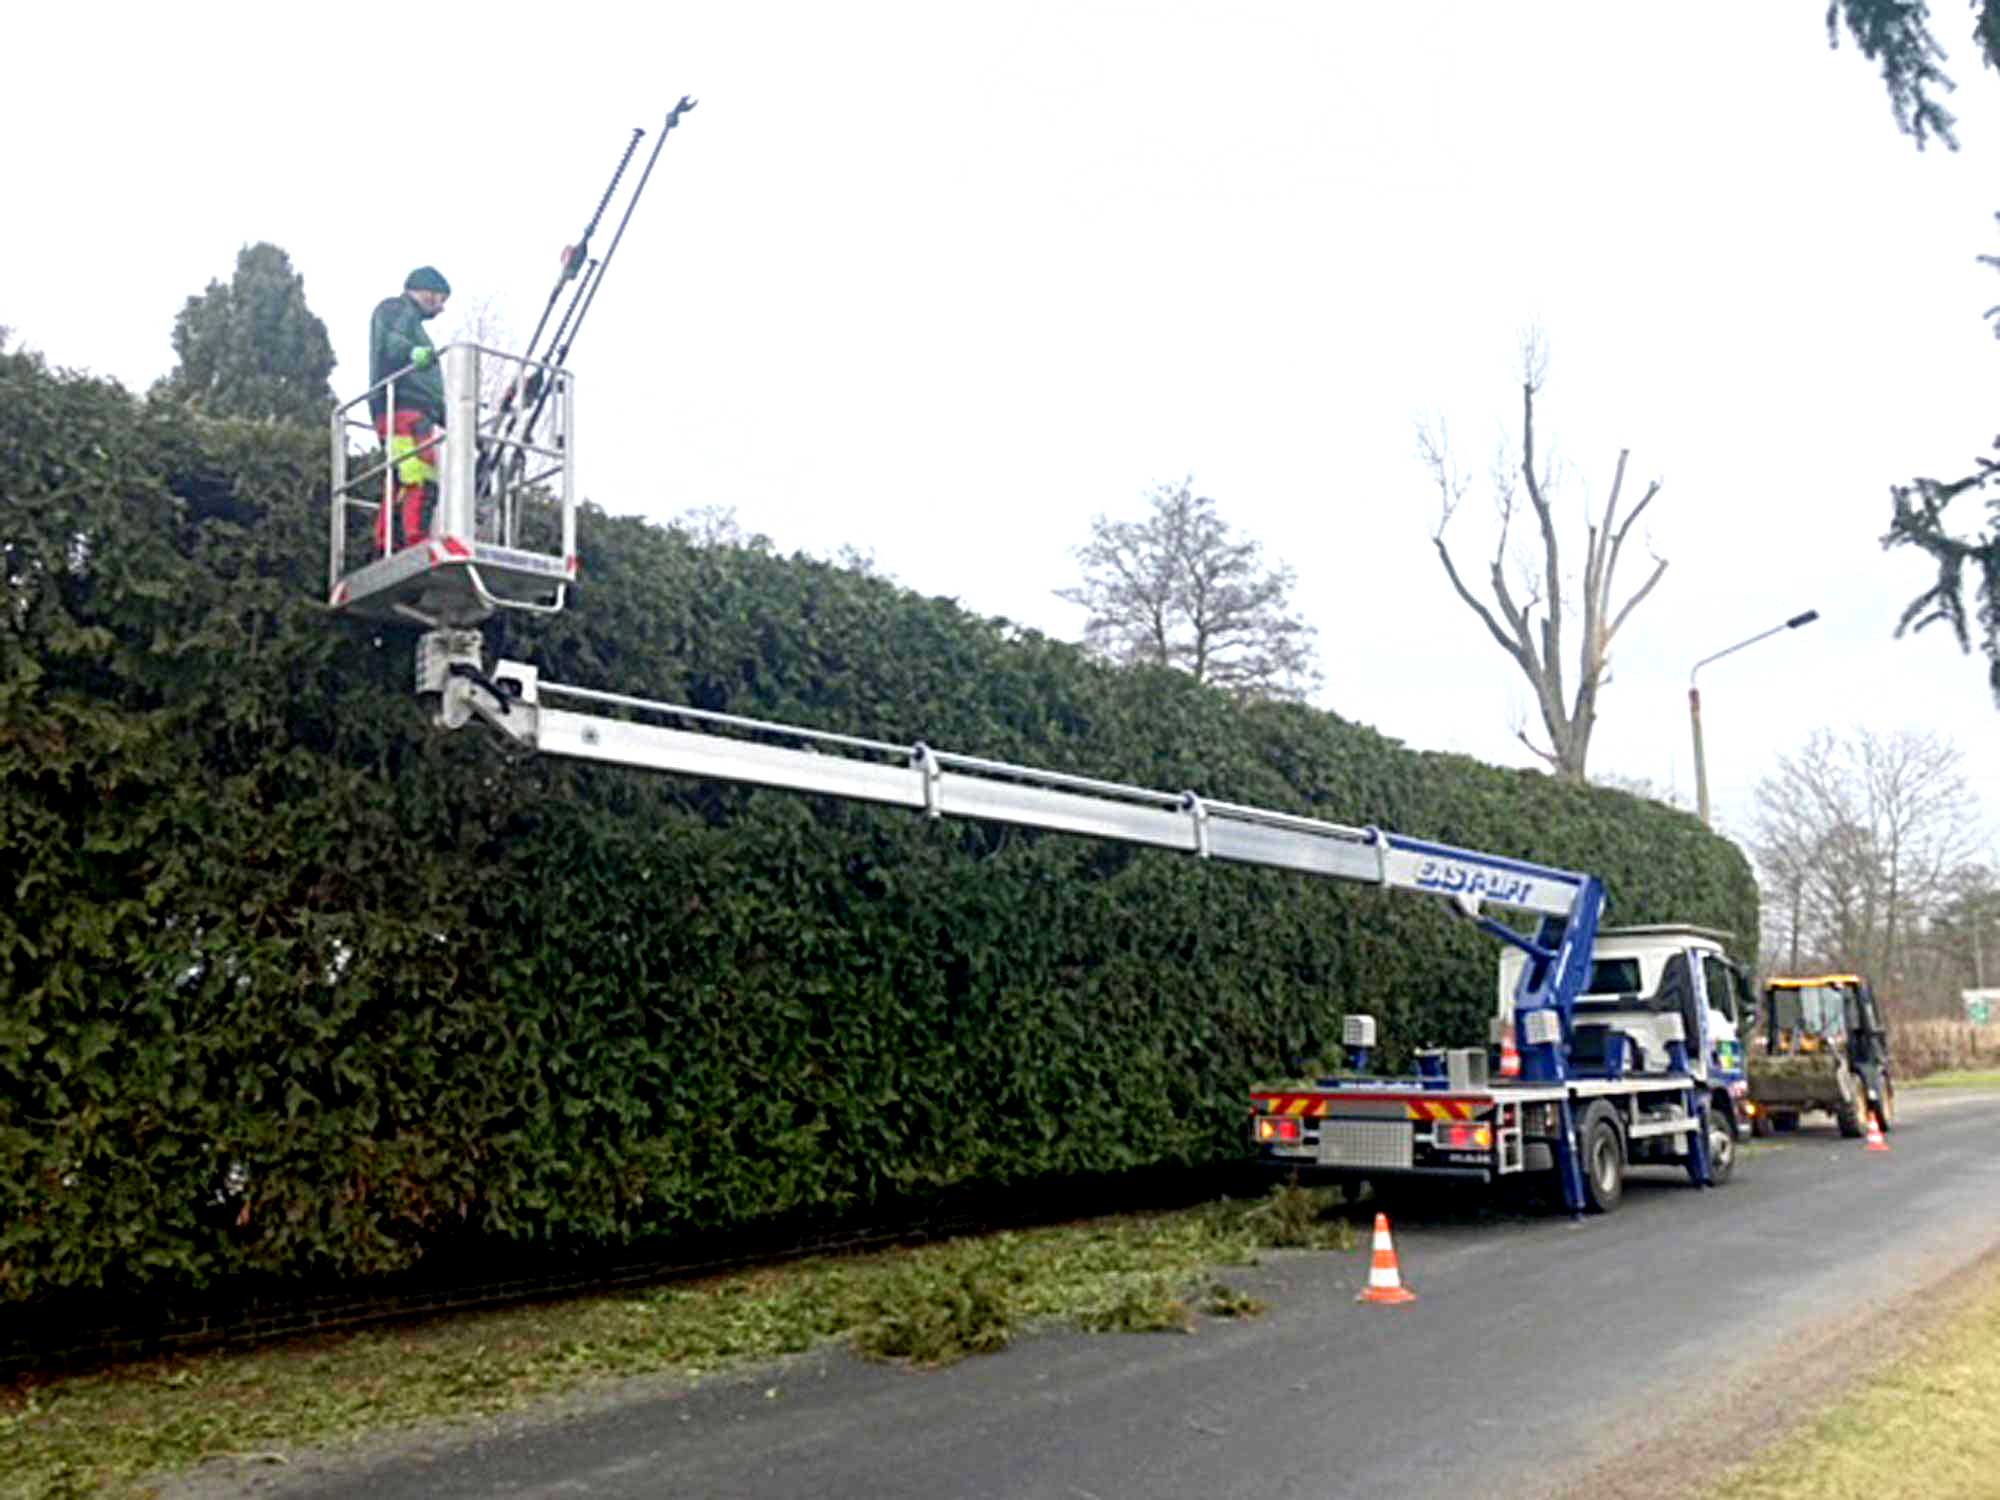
[{"x1": 1689, "y1": 609, "x2": 1820, "y2": 827}]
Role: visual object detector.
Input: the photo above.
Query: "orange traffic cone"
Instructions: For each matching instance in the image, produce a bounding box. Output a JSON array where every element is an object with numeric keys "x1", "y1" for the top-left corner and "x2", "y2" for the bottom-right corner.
[
  {"x1": 1864, "y1": 1110, "x2": 1891, "y2": 1152},
  {"x1": 1356, "y1": 1212, "x2": 1417, "y2": 1304}
]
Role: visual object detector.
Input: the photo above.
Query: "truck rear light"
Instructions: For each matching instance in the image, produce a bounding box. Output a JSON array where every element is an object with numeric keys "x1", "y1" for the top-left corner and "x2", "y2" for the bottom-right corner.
[
  {"x1": 1256, "y1": 1117, "x2": 1304, "y2": 1144},
  {"x1": 1436, "y1": 1122, "x2": 1492, "y2": 1151}
]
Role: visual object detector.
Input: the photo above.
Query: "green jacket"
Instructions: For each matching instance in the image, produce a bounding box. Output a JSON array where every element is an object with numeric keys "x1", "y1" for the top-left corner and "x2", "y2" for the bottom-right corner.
[{"x1": 368, "y1": 294, "x2": 445, "y2": 421}]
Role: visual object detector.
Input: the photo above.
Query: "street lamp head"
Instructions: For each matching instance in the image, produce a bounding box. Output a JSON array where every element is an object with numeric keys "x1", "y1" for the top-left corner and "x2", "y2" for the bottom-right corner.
[{"x1": 1689, "y1": 606, "x2": 1821, "y2": 826}]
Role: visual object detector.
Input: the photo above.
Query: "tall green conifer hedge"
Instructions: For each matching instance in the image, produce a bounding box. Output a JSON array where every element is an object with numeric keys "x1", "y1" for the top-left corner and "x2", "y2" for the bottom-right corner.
[{"x1": 0, "y1": 347, "x2": 1757, "y2": 1305}]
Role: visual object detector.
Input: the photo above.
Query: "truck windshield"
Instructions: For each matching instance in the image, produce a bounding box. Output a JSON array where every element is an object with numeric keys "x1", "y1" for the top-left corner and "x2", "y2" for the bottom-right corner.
[
  {"x1": 1803, "y1": 987, "x2": 1846, "y2": 1036},
  {"x1": 1772, "y1": 984, "x2": 1847, "y2": 1047},
  {"x1": 1584, "y1": 958, "x2": 1643, "y2": 995}
]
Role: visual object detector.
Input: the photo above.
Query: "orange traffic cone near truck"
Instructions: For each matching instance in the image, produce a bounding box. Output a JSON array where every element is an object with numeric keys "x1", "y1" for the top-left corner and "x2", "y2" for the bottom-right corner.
[
  {"x1": 1357, "y1": 1213, "x2": 1416, "y2": 1304},
  {"x1": 1864, "y1": 1110, "x2": 1891, "y2": 1152}
]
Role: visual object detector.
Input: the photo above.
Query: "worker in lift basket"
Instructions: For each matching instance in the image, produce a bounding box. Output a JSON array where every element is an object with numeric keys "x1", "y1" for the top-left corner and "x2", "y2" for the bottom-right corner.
[{"x1": 367, "y1": 266, "x2": 452, "y2": 551}]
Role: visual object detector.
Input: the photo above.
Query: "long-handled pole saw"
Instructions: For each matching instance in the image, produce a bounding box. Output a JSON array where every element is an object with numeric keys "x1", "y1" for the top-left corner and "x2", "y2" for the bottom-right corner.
[
  {"x1": 479, "y1": 97, "x2": 698, "y2": 500},
  {"x1": 546, "y1": 95, "x2": 697, "y2": 373},
  {"x1": 517, "y1": 126, "x2": 645, "y2": 374}
]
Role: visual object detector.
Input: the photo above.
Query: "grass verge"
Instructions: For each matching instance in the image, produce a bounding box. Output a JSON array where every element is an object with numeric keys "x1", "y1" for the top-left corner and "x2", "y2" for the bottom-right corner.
[
  {"x1": 1706, "y1": 1253, "x2": 2000, "y2": 1500},
  {"x1": 0, "y1": 1186, "x2": 1354, "y2": 1498},
  {"x1": 1908, "y1": 1069, "x2": 2000, "y2": 1090}
]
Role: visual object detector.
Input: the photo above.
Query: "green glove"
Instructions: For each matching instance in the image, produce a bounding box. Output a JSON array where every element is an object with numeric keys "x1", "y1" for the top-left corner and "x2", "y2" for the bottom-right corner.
[{"x1": 411, "y1": 346, "x2": 434, "y2": 370}]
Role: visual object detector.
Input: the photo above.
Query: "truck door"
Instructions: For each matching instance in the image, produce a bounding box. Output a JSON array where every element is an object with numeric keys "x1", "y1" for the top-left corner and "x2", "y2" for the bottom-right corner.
[
  {"x1": 1700, "y1": 954, "x2": 1747, "y2": 1081},
  {"x1": 1660, "y1": 953, "x2": 1706, "y2": 1079},
  {"x1": 1846, "y1": 980, "x2": 1886, "y2": 1065}
]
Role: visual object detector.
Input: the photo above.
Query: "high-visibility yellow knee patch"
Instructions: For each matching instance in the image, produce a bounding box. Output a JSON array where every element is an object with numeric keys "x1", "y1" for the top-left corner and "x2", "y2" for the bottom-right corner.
[{"x1": 389, "y1": 434, "x2": 437, "y2": 487}]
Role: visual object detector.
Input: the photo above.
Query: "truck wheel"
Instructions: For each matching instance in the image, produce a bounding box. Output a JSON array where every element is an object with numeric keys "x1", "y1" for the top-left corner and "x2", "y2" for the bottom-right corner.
[
  {"x1": 1877, "y1": 1076, "x2": 1897, "y2": 1134},
  {"x1": 1690, "y1": 1105, "x2": 1736, "y2": 1187},
  {"x1": 1750, "y1": 1110, "x2": 1775, "y2": 1139},
  {"x1": 1578, "y1": 1102, "x2": 1625, "y2": 1214},
  {"x1": 1835, "y1": 1081, "x2": 1865, "y2": 1139}
]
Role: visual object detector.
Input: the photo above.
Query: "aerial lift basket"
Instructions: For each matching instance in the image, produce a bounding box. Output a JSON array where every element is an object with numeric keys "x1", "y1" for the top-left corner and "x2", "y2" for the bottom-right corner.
[{"x1": 328, "y1": 343, "x2": 578, "y2": 628}]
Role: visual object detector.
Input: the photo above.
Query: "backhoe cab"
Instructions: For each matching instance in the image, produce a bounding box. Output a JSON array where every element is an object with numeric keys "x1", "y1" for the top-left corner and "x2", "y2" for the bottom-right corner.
[{"x1": 1746, "y1": 974, "x2": 1895, "y2": 1138}]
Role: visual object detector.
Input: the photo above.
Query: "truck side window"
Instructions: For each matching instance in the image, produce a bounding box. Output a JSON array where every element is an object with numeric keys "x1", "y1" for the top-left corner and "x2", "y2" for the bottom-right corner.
[
  {"x1": 1659, "y1": 953, "x2": 1701, "y2": 1051},
  {"x1": 1700, "y1": 956, "x2": 1736, "y2": 1027},
  {"x1": 1847, "y1": 983, "x2": 1877, "y2": 1062}
]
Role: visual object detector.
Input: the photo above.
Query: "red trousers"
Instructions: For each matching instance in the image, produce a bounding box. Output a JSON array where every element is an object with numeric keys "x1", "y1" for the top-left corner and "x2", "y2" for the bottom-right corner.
[{"x1": 373, "y1": 410, "x2": 444, "y2": 550}]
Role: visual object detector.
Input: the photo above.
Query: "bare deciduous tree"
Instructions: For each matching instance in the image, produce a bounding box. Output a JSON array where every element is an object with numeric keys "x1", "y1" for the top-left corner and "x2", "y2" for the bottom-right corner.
[
  {"x1": 1925, "y1": 865, "x2": 2000, "y2": 994},
  {"x1": 671, "y1": 503, "x2": 773, "y2": 552},
  {"x1": 1749, "y1": 728, "x2": 1988, "y2": 1005},
  {"x1": 1057, "y1": 479, "x2": 1321, "y2": 703},
  {"x1": 1419, "y1": 340, "x2": 1667, "y2": 782},
  {"x1": 443, "y1": 296, "x2": 520, "y2": 408}
]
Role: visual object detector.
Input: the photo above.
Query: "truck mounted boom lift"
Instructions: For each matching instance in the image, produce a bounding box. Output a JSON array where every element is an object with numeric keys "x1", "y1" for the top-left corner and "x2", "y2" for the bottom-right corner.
[
  {"x1": 409, "y1": 628, "x2": 1735, "y2": 1217},
  {"x1": 327, "y1": 100, "x2": 1742, "y2": 1219}
]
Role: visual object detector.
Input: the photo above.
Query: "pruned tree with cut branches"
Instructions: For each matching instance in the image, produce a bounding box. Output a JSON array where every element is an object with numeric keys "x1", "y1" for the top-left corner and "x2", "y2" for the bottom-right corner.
[
  {"x1": 1057, "y1": 479, "x2": 1321, "y2": 703},
  {"x1": 1419, "y1": 341, "x2": 1668, "y2": 783}
]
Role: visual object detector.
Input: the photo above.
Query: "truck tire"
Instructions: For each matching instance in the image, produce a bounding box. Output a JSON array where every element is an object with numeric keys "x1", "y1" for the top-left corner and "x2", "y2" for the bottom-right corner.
[
  {"x1": 1750, "y1": 1109, "x2": 1775, "y2": 1139},
  {"x1": 1578, "y1": 1102, "x2": 1625, "y2": 1214},
  {"x1": 1835, "y1": 1071, "x2": 1865, "y2": 1139},
  {"x1": 1876, "y1": 1074, "x2": 1897, "y2": 1134},
  {"x1": 1689, "y1": 1104, "x2": 1736, "y2": 1187}
]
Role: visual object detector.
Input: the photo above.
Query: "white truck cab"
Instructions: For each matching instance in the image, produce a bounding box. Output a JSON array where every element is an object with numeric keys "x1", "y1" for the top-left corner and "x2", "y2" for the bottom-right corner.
[{"x1": 1499, "y1": 923, "x2": 1747, "y2": 1083}]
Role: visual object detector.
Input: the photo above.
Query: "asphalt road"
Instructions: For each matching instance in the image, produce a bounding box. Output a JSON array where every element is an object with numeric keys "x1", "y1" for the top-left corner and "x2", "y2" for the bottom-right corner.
[{"x1": 187, "y1": 1088, "x2": 2000, "y2": 1500}]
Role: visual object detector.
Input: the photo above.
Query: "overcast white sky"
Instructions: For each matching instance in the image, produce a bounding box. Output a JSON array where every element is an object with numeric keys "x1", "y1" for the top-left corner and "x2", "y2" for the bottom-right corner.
[{"x1": 7, "y1": 2, "x2": 1998, "y2": 852}]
